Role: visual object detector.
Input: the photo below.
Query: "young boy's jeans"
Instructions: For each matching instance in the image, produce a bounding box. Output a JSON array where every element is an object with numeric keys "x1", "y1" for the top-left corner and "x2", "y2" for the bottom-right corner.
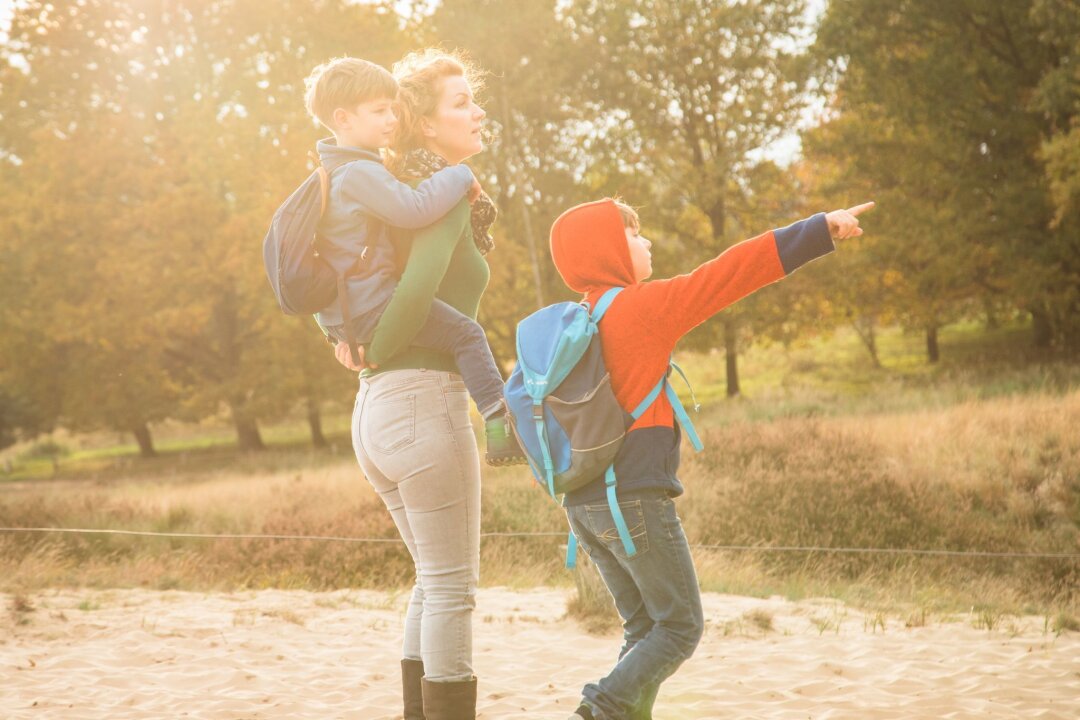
[
  {"x1": 352, "y1": 369, "x2": 481, "y2": 682},
  {"x1": 565, "y1": 490, "x2": 704, "y2": 720},
  {"x1": 326, "y1": 297, "x2": 505, "y2": 418}
]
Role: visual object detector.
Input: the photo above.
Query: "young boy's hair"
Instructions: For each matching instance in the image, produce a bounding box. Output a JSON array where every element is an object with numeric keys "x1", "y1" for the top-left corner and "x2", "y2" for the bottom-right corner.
[
  {"x1": 304, "y1": 57, "x2": 398, "y2": 131},
  {"x1": 612, "y1": 198, "x2": 640, "y2": 232}
]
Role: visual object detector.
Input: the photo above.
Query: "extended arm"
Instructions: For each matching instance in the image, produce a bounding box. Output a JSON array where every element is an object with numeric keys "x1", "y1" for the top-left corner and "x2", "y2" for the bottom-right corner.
[{"x1": 635, "y1": 213, "x2": 835, "y2": 344}]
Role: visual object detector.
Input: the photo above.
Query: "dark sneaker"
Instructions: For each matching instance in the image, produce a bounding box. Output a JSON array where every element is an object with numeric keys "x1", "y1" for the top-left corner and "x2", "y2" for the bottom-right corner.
[{"x1": 484, "y1": 412, "x2": 528, "y2": 467}]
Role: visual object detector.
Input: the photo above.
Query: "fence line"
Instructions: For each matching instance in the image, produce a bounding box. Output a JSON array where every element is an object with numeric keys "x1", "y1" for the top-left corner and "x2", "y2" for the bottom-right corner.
[{"x1": 3, "y1": 527, "x2": 1078, "y2": 560}]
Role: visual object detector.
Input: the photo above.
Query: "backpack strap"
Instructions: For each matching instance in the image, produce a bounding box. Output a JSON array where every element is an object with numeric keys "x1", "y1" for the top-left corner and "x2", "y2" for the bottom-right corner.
[
  {"x1": 590, "y1": 287, "x2": 623, "y2": 323},
  {"x1": 535, "y1": 401, "x2": 558, "y2": 499},
  {"x1": 312, "y1": 153, "x2": 370, "y2": 367},
  {"x1": 667, "y1": 361, "x2": 704, "y2": 451}
]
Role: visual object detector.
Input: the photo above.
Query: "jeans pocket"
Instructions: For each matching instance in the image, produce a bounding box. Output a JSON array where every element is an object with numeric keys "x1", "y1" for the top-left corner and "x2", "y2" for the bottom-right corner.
[
  {"x1": 585, "y1": 499, "x2": 650, "y2": 559},
  {"x1": 444, "y1": 386, "x2": 473, "y2": 432},
  {"x1": 367, "y1": 394, "x2": 417, "y2": 454}
]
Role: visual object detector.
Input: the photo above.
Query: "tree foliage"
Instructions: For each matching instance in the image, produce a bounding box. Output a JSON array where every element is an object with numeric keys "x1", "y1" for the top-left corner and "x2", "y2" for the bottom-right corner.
[{"x1": 1, "y1": 0, "x2": 1076, "y2": 451}]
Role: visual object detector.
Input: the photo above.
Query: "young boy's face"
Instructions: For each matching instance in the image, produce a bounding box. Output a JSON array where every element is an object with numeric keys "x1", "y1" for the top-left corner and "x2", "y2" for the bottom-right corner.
[
  {"x1": 332, "y1": 96, "x2": 397, "y2": 150},
  {"x1": 625, "y1": 225, "x2": 653, "y2": 282}
]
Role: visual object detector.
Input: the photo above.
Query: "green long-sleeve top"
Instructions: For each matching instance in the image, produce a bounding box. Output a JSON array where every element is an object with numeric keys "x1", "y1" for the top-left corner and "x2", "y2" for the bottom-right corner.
[{"x1": 363, "y1": 197, "x2": 489, "y2": 374}]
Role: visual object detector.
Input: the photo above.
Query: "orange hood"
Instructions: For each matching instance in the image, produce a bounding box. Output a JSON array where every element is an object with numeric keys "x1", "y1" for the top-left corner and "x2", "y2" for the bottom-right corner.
[{"x1": 549, "y1": 198, "x2": 635, "y2": 296}]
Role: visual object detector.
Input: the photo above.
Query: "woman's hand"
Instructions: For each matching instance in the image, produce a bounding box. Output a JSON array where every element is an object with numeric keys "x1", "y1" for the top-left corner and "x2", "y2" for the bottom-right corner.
[
  {"x1": 826, "y1": 201, "x2": 875, "y2": 240},
  {"x1": 334, "y1": 342, "x2": 376, "y2": 372}
]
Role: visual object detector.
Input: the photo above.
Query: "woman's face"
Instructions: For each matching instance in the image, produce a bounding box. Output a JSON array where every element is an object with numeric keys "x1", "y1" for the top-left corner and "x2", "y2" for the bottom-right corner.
[{"x1": 422, "y1": 74, "x2": 486, "y2": 164}]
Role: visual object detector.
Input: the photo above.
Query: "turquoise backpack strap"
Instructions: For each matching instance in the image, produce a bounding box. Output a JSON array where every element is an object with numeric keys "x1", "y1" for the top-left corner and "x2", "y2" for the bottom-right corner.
[
  {"x1": 666, "y1": 361, "x2": 704, "y2": 452},
  {"x1": 591, "y1": 287, "x2": 623, "y2": 322},
  {"x1": 534, "y1": 401, "x2": 557, "y2": 497},
  {"x1": 631, "y1": 377, "x2": 666, "y2": 418},
  {"x1": 604, "y1": 465, "x2": 637, "y2": 556}
]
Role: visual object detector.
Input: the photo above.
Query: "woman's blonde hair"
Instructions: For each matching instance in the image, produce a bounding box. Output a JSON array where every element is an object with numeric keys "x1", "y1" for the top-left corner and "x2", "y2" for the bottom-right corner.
[{"x1": 386, "y1": 48, "x2": 484, "y2": 176}]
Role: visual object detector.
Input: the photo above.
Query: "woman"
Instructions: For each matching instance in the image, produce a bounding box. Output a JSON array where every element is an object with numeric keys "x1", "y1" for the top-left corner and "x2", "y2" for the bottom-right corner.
[{"x1": 332, "y1": 49, "x2": 494, "y2": 720}]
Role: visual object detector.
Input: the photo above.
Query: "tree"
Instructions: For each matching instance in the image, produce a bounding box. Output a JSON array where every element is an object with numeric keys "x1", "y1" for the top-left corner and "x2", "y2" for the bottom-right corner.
[
  {"x1": 565, "y1": 0, "x2": 816, "y2": 395},
  {"x1": 0, "y1": 0, "x2": 404, "y2": 451},
  {"x1": 816, "y1": 0, "x2": 1080, "y2": 355}
]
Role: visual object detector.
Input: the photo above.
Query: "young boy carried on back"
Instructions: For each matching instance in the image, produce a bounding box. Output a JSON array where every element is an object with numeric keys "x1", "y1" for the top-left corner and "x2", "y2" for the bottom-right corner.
[
  {"x1": 549, "y1": 197, "x2": 873, "y2": 720},
  {"x1": 303, "y1": 57, "x2": 524, "y2": 466}
]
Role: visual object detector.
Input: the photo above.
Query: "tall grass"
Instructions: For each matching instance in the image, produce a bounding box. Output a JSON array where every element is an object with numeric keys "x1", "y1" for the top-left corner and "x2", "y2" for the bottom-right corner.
[{"x1": 1, "y1": 322, "x2": 1077, "y2": 622}]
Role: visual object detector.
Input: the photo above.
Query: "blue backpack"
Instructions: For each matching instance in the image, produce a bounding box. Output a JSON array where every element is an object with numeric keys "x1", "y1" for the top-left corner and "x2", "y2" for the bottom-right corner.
[
  {"x1": 262, "y1": 154, "x2": 368, "y2": 366},
  {"x1": 504, "y1": 287, "x2": 704, "y2": 567}
]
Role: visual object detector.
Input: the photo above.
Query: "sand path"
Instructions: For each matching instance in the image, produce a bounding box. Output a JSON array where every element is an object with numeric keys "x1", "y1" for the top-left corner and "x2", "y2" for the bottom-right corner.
[{"x1": 2, "y1": 588, "x2": 1078, "y2": 719}]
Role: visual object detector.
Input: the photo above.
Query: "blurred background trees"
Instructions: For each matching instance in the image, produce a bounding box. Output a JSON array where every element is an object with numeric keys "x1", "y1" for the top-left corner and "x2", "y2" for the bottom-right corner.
[{"x1": 1, "y1": 0, "x2": 1076, "y2": 451}]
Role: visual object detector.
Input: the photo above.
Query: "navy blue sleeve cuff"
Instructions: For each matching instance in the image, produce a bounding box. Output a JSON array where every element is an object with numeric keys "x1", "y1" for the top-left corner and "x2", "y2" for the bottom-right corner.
[{"x1": 773, "y1": 212, "x2": 834, "y2": 275}]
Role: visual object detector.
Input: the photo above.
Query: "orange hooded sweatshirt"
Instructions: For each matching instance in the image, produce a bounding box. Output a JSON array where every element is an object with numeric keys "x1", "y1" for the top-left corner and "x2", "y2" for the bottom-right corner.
[{"x1": 549, "y1": 199, "x2": 834, "y2": 505}]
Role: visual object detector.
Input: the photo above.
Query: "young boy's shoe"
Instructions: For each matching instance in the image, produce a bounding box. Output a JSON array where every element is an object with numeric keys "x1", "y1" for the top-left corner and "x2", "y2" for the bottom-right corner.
[{"x1": 484, "y1": 410, "x2": 528, "y2": 467}]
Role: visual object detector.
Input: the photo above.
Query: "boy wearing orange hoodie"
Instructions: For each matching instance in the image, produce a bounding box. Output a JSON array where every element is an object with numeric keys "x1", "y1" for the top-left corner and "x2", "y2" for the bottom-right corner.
[{"x1": 550, "y1": 198, "x2": 873, "y2": 720}]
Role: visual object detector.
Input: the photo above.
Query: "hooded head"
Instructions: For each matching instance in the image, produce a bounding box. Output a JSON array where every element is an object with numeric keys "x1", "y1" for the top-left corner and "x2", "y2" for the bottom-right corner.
[{"x1": 549, "y1": 198, "x2": 638, "y2": 296}]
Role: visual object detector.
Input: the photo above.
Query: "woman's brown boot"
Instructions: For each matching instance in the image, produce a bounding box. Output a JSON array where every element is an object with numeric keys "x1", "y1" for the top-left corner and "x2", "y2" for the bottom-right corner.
[
  {"x1": 401, "y1": 659, "x2": 426, "y2": 719},
  {"x1": 421, "y1": 677, "x2": 477, "y2": 720}
]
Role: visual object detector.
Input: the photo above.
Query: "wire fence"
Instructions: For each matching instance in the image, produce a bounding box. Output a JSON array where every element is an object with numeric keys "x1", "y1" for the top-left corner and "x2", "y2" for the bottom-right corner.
[{"x1": 3, "y1": 527, "x2": 1078, "y2": 560}]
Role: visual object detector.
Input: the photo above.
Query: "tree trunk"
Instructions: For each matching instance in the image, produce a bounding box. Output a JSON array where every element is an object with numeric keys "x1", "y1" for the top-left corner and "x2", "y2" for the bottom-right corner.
[
  {"x1": 926, "y1": 325, "x2": 940, "y2": 364},
  {"x1": 852, "y1": 315, "x2": 882, "y2": 368},
  {"x1": 132, "y1": 421, "x2": 156, "y2": 458},
  {"x1": 1031, "y1": 305, "x2": 1052, "y2": 349},
  {"x1": 983, "y1": 297, "x2": 1000, "y2": 331},
  {"x1": 723, "y1": 318, "x2": 740, "y2": 397},
  {"x1": 498, "y1": 91, "x2": 545, "y2": 311},
  {"x1": 231, "y1": 404, "x2": 265, "y2": 451},
  {"x1": 307, "y1": 397, "x2": 327, "y2": 449}
]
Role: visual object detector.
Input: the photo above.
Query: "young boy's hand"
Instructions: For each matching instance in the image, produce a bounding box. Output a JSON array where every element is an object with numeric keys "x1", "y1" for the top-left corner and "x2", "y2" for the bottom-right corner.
[
  {"x1": 468, "y1": 179, "x2": 483, "y2": 204},
  {"x1": 334, "y1": 342, "x2": 377, "y2": 371},
  {"x1": 826, "y1": 201, "x2": 875, "y2": 240}
]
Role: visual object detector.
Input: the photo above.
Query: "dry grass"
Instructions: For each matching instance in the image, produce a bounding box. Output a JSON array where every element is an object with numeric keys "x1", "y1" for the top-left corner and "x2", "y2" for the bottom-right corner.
[
  {"x1": 1, "y1": 333, "x2": 1077, "y2": 625},
  {"x1": 565, "y1": 553, "x2": 620, "y2": 635}
]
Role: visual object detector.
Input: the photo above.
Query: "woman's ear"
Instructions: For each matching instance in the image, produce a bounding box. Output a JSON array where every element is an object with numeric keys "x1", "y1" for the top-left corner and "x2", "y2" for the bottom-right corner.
[{"x1": 420, "y1": 116, "x2": 437, "y2": 139}]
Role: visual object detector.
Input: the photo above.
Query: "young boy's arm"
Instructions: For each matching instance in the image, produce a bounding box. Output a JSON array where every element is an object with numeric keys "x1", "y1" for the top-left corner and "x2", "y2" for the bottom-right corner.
[
  {"x1": 634, "y1": 213, "x2": 835, "y2": 344},
  {"x1": 365, "y1": 200, "x2": 472, "y2": 365},
  {"x1": 340, "y1": 161, "x2": 475, "y2": 229}
]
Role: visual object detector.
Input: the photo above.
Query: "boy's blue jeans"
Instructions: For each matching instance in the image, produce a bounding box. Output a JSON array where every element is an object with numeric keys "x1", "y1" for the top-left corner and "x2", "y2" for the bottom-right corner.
[{"x1": 565, "y1": 490, "x2": 704, "y2": 720}]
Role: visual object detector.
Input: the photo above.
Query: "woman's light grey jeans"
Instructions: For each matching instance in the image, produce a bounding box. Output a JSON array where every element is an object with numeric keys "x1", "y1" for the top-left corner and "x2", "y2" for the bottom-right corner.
[{"x1": 351, "y1": 369, "x2": 481, "y2": 683}]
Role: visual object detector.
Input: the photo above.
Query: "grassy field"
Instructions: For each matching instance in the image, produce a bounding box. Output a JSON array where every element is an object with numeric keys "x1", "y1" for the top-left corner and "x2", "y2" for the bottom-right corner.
[{"x1": 2, "y1": 320, "x2": 1078, "y2": 629}]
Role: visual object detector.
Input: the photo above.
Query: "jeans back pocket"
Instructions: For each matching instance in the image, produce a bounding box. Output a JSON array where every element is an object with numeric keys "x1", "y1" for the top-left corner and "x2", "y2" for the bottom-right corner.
[
  {"x1": 584, "y1": 499, "x2": 650, "y2": 559},
  {"x1": 365, "y1": 394, "x2": 417, "y2": 454}
]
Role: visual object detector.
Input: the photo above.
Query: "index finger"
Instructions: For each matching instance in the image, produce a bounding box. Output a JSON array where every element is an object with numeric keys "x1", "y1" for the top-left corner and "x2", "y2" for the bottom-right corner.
[{"x1": 846, "y1": 201, "x2": 876, "y2": 216}]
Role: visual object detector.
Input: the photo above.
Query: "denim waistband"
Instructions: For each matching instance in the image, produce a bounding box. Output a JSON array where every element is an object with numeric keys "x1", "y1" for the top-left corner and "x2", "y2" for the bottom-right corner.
[{"x1": 359, "y1": 368, "x2": 465, "y2": 394}]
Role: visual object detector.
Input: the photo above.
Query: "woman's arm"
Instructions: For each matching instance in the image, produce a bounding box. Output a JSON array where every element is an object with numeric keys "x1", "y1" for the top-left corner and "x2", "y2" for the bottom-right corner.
[{"x1": 362, "y1": 199, "x2": 472, "y2": 366}]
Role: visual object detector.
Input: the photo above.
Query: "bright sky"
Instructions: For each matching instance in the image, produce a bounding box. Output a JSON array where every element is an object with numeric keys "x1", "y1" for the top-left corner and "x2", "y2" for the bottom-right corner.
[{"x1": 0, "y1": 1, "x2": 12, "y2": 40}]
